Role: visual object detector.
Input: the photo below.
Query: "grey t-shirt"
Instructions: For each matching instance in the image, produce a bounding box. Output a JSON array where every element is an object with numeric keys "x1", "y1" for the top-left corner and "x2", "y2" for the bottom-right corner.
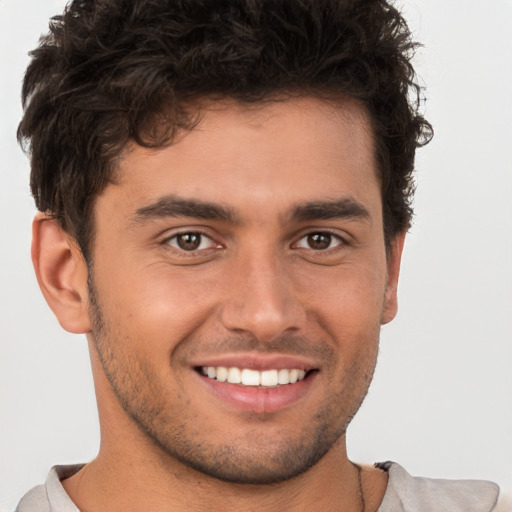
[{"x1": 15, "y1": 461, "x2": 506, "y2": 512}]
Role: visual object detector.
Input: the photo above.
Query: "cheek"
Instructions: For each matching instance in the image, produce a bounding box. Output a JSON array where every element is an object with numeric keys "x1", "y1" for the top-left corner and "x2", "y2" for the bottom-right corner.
[
  {"x1": 298, "y1": 260, "x2": 387, "y2": 339},
  {"x1": 94, "y1": 263, "x2": 221, "y2": 353}
]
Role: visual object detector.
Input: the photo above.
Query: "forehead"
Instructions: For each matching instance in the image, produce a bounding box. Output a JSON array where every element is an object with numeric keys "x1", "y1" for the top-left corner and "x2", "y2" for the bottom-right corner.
[{"x1": 100, "y1": 96, "x2": 380, "y2": 223}]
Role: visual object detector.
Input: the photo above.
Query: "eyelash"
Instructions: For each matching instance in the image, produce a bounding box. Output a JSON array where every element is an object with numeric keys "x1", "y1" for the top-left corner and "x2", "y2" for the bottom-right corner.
[
  {"x1": 294, "y1": 231, "x2": 346, "y2": 251},
  {"x1": 162, "y1": 231, "x2": 220, "y2": 253},
  {"x1": 161, "y1": 229, "x2": 348, "y2": 256}
]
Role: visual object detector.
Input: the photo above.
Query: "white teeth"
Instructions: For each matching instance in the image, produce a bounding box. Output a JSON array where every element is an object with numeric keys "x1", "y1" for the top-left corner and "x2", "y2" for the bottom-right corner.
[
  {"x1": 201, "y1": 366, "x2": 308, "y2": 387},
  {"x1": 227, "y1": 367, "x2": 242, "y2": 384},
  {"x1": 216, "y1": 366, "x2": 228, "y2": 382},
  {"x1": 241, "y1": 369, "x2": 260, "y2": 386},
  {"x1": 278, "y1": 368, "x2": 290, "y2": 384},
  {"x1": 261, "y1": 369, "x2": 278, "y2": 386}
]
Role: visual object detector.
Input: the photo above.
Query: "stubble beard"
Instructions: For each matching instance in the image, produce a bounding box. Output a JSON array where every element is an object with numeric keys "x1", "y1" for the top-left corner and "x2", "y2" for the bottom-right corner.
[{"x1": 87, "y1": 274, "x2": 378, "y2": 485}]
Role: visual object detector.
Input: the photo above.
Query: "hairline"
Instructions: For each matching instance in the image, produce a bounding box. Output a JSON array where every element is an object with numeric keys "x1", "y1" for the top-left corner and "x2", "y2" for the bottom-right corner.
[{"x1": 74, "y1": 93, "x2": 398, "y2": 262}]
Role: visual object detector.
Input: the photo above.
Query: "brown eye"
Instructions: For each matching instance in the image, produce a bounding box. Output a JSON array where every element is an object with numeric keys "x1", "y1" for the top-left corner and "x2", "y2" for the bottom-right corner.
[
  {"x1": 177, "y1": 233, "x2": 202, "y2": 251},
  {"x1": 307, "y1": 233, "x2": 332, "y2": 250},
  {"x1": 295, "y1": 232, "x2": 343, "y2": 251},
  {"x1": 167, "y1": 232, "x2": 214, "y2": 251}
]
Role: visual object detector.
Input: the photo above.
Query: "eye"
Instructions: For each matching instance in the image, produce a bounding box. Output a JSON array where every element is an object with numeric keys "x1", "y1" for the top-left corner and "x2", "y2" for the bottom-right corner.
[
  {"x1": 295, "y1": 232, "x2": 343, "y2": 251},
  {"x1": 166, "y1": 232, "x2": 217, "y2": 252}
]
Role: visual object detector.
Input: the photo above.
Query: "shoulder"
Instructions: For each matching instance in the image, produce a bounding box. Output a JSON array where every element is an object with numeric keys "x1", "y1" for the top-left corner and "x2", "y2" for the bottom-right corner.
[
  {"x1": 494, "y1": 489, "x2": 512, "y2": 512},
  {"x1": 15, "y1": 484, "x2": 50, "y2": 512},
  {"x1": 15, "y1": 465, "x2": 83, "y2": 512},
  {"x1": 377, "y1": 461, "x2": 501, "y2": 512}
]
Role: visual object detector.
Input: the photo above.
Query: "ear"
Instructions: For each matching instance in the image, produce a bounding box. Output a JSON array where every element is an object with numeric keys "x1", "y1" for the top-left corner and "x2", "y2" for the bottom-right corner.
[
  {"x1": 381, "y1": 230, "x2": 406, "y2": 325},
  {"x1": 32, "y1": 213, "x2": 91, "y2": 334}
]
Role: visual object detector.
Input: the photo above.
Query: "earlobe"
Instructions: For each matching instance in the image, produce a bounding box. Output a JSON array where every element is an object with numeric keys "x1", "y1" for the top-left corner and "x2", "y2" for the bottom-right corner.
[
  {"x1": 32, "y1": 213, "x2": 91, "y2": 334},
  {"x1": 381, "y1": 231, "x2": 406, "y2": 325}
]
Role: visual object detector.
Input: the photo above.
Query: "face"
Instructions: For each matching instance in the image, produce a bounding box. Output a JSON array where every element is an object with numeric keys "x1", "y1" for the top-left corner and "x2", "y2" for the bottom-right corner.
[{"x1": 87, "y1": 97, "x2": 402, "y2": 484}]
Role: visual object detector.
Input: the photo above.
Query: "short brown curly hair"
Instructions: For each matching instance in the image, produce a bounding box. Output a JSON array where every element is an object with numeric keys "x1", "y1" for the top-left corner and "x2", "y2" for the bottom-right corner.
[{"x1": 18, "y1": 0, "x2": 432, "y2": 260}]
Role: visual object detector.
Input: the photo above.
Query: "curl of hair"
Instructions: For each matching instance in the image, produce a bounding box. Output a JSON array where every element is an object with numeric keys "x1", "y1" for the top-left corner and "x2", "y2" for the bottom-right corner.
[{"x1": 18, "y1": 0, "x2": 432, "y2": 259}]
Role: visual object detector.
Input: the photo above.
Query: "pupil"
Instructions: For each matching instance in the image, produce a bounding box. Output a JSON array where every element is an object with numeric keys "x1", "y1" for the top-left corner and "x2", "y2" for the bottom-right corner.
[
  {"x1": 308, "y1": 233, "x2": 331, "y2": 250},
  {"x1": 177, "y1": 233, "x2": 201, "y2": 251}
]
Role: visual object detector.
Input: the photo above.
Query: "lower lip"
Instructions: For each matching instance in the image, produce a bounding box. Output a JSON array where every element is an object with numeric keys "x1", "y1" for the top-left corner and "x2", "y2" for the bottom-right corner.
[{"x1": 195, "y1": 372, "x2": 317, "y2": 414}]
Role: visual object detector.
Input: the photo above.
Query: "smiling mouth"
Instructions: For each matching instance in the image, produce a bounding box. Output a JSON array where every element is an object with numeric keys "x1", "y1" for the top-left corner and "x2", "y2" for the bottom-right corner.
[{"x1": 197, "y1": 366, "x2": 312, "y2": 387}]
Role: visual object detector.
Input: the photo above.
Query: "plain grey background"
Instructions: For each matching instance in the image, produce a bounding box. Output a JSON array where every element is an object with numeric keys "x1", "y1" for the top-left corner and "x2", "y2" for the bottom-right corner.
[{"x1": 1, "y1": 1, "x2": 511, "y2": 510}]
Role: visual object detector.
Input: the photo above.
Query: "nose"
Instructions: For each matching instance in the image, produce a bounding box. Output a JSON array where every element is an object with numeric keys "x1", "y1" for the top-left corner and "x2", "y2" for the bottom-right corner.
[{"x1": 219, "y1": 248, "x2": 306, "y2": 343}]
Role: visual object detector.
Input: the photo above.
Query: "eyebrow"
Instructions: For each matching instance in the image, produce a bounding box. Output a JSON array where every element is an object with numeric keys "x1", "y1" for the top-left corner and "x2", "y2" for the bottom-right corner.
[
  {"x1": 132, "y1": 195, "x2": 370, "y2": 226},
  {"x1": 133, "y1": 196, "x2": 239, "y2": 224},
  {"x1": 290, "y1": 198, "x2": 371, "y2": 223}
]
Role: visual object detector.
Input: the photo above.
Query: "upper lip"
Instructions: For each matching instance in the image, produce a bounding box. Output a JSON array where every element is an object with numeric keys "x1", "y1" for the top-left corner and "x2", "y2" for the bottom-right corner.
[{"x1": 190, "y1": 353, "x2": 318, "y2": 372}]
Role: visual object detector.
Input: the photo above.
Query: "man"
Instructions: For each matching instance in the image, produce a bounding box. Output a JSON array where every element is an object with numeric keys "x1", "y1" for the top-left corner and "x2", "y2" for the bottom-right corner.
[{"x1": 12, "y1": 0, "x2": 509, "y2": 511}]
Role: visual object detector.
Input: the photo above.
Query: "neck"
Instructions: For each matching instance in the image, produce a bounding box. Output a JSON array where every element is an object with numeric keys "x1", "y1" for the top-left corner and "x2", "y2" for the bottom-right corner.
[{"x1": 63, "y1": 437, "x2": 376, "y2": 512}]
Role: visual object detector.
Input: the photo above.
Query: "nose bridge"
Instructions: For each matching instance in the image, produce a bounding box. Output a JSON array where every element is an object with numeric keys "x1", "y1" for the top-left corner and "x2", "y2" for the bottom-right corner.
[{"x1": 220, "y1": 243, "x2": 304, "y2": 341}]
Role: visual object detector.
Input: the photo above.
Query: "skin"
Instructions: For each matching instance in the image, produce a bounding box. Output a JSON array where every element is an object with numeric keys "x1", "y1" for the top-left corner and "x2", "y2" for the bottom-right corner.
[{"x1": 33, "y1": 96, "x2": 404, "y2": 511}]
